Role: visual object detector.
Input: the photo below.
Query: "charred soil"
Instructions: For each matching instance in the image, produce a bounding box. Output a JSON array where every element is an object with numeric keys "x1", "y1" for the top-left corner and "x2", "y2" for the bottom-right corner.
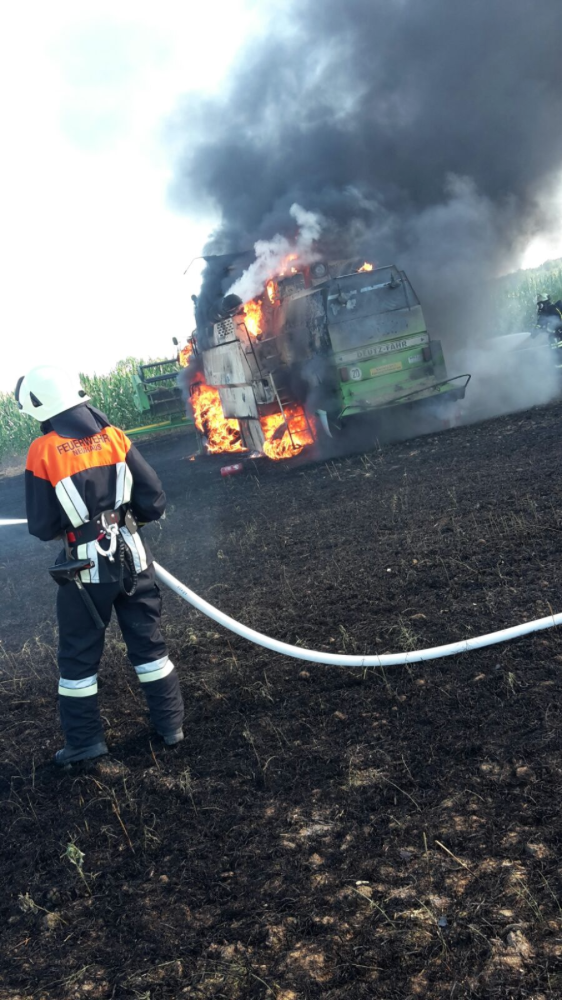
[{"x1": 2, "y1": 407, "x2": 562, "y2": 998}]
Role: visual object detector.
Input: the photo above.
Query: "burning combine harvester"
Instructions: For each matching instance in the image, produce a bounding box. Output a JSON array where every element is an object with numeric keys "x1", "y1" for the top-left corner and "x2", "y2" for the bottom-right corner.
[{"x1": 184, "y1": 257, "x2": 470, "y2": 461}]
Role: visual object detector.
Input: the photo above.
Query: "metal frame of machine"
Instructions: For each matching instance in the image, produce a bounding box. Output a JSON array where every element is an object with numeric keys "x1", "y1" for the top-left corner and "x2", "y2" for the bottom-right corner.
[{"x1": 129, "y1": 342, "x2": 193, "y2": 439}]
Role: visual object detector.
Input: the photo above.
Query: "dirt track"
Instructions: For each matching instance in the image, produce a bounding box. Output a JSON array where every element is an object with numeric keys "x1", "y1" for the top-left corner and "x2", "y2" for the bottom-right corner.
[{"x1": 2, "y1": 407, "x2": 562, "y2": 999}]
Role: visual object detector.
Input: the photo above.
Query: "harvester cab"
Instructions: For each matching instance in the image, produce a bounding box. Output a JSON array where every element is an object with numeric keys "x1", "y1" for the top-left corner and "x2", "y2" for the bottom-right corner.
[{"x1": 301, "y1": 263, "x2": 471, "y2": 433}]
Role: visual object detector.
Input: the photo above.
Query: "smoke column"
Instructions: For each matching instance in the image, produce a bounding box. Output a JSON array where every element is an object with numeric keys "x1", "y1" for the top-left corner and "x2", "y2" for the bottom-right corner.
[{"x1": 171, "y1": 0, "x2": 562, "y2": 418}]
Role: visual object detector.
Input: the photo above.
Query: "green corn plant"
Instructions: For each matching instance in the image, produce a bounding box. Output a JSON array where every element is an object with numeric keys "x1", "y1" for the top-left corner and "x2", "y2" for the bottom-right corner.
[{"x1": 0, "y1": 356, "x2": 168, "y2": 461}]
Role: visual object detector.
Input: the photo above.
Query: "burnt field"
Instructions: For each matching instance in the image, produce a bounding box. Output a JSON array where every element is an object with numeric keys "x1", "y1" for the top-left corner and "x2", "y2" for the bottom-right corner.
[{"x1": 2, "y1": 405, "x2": 562, "y2": 1000}]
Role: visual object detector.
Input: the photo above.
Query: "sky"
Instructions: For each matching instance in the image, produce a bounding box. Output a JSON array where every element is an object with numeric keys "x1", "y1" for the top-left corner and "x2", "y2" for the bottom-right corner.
[
  {"x1": 0, "y1": 1, "x2": 268, "y2": 392},
  {"x1": 1, "y1": 2, "x2": 561, "y2": 393}
]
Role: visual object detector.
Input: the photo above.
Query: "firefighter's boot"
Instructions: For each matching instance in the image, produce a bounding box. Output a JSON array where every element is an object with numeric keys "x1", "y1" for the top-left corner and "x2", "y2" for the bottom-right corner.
[
  {"x1": 162, "y1": 729, "x2": 184, "y2": 746},
  {"x1": 54, "y1": 741, "x2": 109, "y2": 767}
]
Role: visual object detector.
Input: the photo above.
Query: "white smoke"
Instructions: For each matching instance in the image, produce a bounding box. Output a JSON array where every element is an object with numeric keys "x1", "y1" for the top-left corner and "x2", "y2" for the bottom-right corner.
[
  {"x1": 452, "y1": 331, "x2": 561, "y2": 424},
  {"x1": 227, "y1": 203, "x2": 323, "y2": 303}
]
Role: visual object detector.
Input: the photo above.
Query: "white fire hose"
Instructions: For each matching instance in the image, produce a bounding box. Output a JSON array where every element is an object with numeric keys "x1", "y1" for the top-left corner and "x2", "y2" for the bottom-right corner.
[
  {"x1": 2, "y1": 520, "x2": 560, "y2": 667},
  {"x1": 153, "y1": 562, "x2": 562, "y2": 667}
]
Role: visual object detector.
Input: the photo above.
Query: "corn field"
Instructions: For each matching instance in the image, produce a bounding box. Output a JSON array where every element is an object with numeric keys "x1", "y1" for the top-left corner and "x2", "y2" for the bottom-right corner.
[
  {"x1": 493, "y1": 260, "x2": 562, "y2": 336},
  {"x1": 0, "y1": 358, "x2": 146, "y2": 462}
]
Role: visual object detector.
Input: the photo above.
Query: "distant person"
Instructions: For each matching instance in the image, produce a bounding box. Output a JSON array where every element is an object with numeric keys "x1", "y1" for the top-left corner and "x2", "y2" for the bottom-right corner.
[
  {"x1": 531, "y1": 293, "x2": 562, "y2": 341},
  {"x1": 15, "y1": 365, "x2": 184, "y2": 767},
  {"x1": 536, "y1": 292, "x2": 562, "y2": 321}
]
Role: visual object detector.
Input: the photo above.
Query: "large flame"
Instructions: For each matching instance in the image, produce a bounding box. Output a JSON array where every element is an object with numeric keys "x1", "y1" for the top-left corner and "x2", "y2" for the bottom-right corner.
[
  {"x1": 178, "y1": 341, "x2": 194, "y2": 367},
  {"x1": 261, "y1": 405, "x2": 315, "y2": 461},
  {"x1": 243, "y1": 298, "x2": 264, "y2": 338},
  {"x1": 190, "y1": 253, "x2": 320, "y2": 461},
  {"x1": 191, "y1": 379, "x2": 315, "y2": 460},
  {"x1": 190, "y1": 379, "x2": 245, "y2": 453},
  {"x1": 358, "y1": 261, "x2": 374, "y2": 272}
]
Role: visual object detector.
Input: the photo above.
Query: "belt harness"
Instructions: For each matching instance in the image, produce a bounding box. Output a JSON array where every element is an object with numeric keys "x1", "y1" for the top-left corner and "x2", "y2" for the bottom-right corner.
[{"x1": 49, "y1": 507, "x2": 139, "y2": 629}]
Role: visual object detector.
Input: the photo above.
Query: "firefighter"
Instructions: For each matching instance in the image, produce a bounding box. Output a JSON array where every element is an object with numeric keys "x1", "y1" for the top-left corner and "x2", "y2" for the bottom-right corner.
[
  {"x1": 537, "y1": 292, "x2": 562, "y2": 322},
  {"x1": 15, "y1": 365, "x2": 184, "y2": 766}
]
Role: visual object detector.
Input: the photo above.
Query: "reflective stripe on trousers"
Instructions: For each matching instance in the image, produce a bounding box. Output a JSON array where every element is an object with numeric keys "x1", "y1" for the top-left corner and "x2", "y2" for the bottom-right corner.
[
  {"x1": 59, "y1": 674, "x2": 98, "y2": 698},
  {"x1": 135, "y1": 655, "x2": 175, "y2": 684},
  {"x1": 56, "y1": 564, "x2": 184, "y2": 747}
]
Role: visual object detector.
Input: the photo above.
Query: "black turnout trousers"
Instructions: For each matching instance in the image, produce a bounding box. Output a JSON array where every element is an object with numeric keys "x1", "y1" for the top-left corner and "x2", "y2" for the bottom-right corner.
[{"x1": 56, "y1": 564, "x2": 184, "y2": 748}]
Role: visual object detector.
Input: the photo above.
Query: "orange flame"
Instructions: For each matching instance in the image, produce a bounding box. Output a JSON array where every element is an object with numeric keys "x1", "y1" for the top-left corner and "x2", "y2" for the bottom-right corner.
[
  {"x1": 243, "y1": 298, "x2": 264, "y2": 338},
  {"x1": 189, "y1": 247, "x2": 321, "y2": 460},
  {"x1": 191, "y1": 377, "x2": 316, "y2": 459},
  {"x1": 358, "y1": 261, "x2": 374, "y2": 272},
  {"x1": 278, "y1": 252, "x2": 299, "y2": 277},
  {"x1": 190, "y1": 379, "x2": 245, "y2": 453},
  {"x1": 178, "y1": 341, "x2": 194, "y2": 367},
  {"x1": 261, "y1": 405, "x2": 315, "y2": 460}
]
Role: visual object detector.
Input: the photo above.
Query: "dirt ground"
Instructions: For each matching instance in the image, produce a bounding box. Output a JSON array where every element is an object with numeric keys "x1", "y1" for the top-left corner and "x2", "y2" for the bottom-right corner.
[{"x1": 2, "y1": 406, "x2": 562, "y2": 999}]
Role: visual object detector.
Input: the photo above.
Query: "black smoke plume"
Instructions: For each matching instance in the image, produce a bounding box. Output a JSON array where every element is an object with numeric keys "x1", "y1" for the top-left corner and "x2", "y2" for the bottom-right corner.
[{"x1": 171, "y1": 0, "x2": 562, "y2": 343}]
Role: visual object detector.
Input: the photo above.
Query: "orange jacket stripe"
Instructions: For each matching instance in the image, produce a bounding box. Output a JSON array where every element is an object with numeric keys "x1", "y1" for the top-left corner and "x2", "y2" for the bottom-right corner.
[{"x1": 26, "y1": 426, "x2": 131, "y2": 485}]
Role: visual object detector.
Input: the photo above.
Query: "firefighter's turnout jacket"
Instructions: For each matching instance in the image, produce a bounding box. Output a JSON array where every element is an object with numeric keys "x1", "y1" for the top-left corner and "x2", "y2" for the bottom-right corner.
[
  {"x1": 24, "y1": 403, "x2": 184, "y2": 749},
  {"x1": 25, "y1": 403, "x2": 163, "y2": 580},
  {"x1": 538, "y1": 299, "x2": 562, "y2": 322}
]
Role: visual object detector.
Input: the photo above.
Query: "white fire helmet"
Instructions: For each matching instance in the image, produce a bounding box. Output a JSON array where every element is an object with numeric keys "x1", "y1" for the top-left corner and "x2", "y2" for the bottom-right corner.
[
  {"x1": 537, "y1": 292, "x2": 550, "y2": 303},
  {"x1": 15, "y1": 365, "x2": 90, "y2": 422}
]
